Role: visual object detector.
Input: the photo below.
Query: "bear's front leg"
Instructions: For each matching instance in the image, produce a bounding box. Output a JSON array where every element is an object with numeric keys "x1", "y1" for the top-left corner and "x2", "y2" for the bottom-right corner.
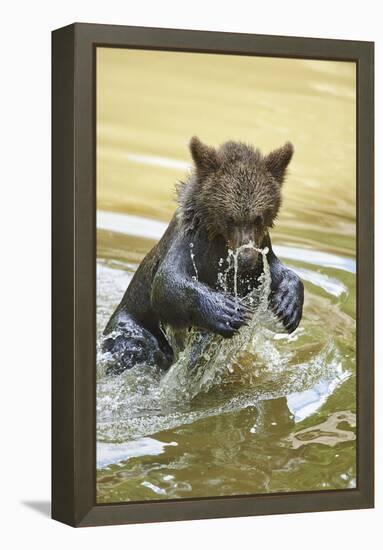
[
  {"x1": 267, "y1": 248, "x2": 304, "y2": 334},
  {"x1": 193, "y1": 284, "x2": 253, "y2": 337},
  {"x1": 152, "y1": 272, "x2": 252, "y2": 338},
  {"x1": 151, "y1": 235, "x2": 252, "y2": 338}
]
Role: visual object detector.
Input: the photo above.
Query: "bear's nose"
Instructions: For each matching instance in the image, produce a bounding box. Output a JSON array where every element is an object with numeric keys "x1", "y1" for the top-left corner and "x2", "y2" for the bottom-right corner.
[{"x1": 237, "y1": 246, "x2": 258, "y2": 268}]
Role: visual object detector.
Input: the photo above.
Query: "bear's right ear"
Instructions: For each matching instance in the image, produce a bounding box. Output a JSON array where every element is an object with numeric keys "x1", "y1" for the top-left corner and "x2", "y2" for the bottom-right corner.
[{"x1": 189, "y1": 136, "x2": 219, "y2": 178}]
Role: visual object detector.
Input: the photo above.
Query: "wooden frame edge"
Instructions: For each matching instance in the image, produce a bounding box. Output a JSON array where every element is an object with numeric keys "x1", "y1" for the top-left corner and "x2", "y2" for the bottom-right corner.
[
  {"x1": 52, "y1": 23, "x2": 76, "y2": 527},
  {"x1": 52, "y1": 23, "x2": 374, "y2": 528}
]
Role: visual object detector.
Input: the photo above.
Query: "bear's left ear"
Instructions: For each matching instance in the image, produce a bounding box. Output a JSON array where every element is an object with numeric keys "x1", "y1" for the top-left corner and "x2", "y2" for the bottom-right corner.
[
  {"x1": 264, "y1": 142, "x2": 294, "y2": 184},
  {"x1": 189, "y1": 136, "x2": 219, "y2": 178}
]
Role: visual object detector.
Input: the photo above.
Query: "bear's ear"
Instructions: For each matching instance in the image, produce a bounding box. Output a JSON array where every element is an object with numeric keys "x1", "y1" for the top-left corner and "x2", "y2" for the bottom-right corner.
[
  {"x1": 189, "y1": 136, "x2": 219, "y2": 178},
  {"x1": 264, "y1": 142, "x2": 294, "y2": 184}
]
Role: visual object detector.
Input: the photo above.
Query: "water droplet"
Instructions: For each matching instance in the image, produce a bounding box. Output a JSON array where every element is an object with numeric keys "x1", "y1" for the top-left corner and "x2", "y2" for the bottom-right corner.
[{"x1": 189, "y1": 242, "x2": 199, "y2": 280}]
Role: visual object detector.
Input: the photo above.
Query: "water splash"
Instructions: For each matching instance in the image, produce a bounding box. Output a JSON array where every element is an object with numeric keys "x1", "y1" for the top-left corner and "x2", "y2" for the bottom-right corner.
[
  {"x1": 217, "y1": 255, "x2": 231, "y2": 294},
  {"x1": 189, "y1": 242, "x2": 198, "y2": 281},
  {"x1": 226, "y1": 242, "x2": 268, "y2": 306},
  {"x1": 160, "y1": 245, "x2": 281, "y2": 402},
  {"x1": 96, "y1": 251, "x2": 353, "y2": 449}
]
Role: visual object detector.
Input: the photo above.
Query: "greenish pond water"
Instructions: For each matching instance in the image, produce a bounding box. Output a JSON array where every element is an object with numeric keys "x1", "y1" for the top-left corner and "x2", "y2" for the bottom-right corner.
[{"x1": 96, "y1": 49, "x2": 356, "y2": 503}]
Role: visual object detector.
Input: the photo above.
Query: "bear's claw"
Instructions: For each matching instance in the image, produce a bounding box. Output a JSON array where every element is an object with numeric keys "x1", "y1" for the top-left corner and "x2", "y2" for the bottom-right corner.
[{"x1": 270, "y1": 274, "x2": 304, "y2": 334}]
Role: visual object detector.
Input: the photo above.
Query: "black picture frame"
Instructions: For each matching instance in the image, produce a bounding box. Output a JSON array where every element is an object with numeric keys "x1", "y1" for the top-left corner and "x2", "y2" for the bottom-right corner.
[{"x1": 52, "y1": 22, "x2": 374, "y2": 527}]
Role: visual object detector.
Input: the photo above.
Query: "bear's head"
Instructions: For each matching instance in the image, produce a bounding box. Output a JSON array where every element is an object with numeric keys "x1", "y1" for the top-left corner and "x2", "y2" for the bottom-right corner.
[{"x1": 177, "y1": 136, "x2": 294, "y2": 270}]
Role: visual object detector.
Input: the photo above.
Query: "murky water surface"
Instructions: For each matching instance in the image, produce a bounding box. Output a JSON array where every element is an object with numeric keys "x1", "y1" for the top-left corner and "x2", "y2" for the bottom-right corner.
[{"x1": 96, "y1": 49, "x2": 356, "y2": 502}]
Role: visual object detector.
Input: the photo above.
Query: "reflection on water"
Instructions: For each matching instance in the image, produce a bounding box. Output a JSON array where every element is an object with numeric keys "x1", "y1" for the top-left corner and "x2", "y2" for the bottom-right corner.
[
  {"x1": 287, "y1": 411, "x2": 356, "y2": 449},
  {"x1": 96, "y1": 49, "x2": 356, "y2": 502}
]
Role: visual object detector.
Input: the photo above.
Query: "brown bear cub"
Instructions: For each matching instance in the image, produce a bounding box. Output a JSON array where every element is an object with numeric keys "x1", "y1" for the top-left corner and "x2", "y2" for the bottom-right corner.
[{"x1": 103, "y1": 137, "x2": 304, "y2": 374}]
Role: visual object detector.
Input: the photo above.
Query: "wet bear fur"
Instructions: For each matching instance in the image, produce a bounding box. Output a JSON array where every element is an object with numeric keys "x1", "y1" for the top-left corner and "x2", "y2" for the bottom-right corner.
[{"x1": 103, "y1": 137, "x2": 304, "y2": 374}]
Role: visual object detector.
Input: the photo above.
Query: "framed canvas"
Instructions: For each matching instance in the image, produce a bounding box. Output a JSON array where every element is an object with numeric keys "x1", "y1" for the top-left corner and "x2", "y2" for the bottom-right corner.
[{"x1": 52, "y1": 23, "x2": 374, "y2": 527}]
